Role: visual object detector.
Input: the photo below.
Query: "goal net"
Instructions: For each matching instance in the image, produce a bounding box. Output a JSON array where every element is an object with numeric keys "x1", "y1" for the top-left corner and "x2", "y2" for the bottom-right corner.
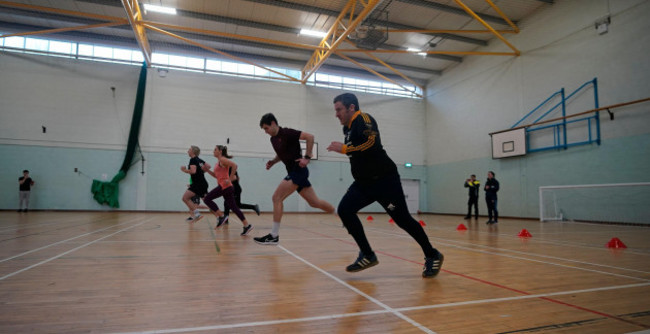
[{"x1": 539, "y1": 183, "x2": 650, "y2": 224}]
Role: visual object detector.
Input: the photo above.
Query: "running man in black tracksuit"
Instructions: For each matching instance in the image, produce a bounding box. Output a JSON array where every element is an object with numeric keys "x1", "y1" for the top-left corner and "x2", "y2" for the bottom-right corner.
[
  {"x1": 327, "y1": 93, "x2": 444, "y2": 278},
  {"x1": 464, "y1": 174, "x2": 480, "y2": 219},
  {"x1": 485, "y1": 171, "x2": 499, "y2": 224}
]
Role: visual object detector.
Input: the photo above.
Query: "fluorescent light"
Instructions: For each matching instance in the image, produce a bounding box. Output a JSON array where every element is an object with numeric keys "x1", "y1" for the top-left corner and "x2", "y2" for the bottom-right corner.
[
  {"x1": 418, "y1": 52, "x2": 427, "y2": 56},
  {"x1": 300, "y1": 29, "x2": 327, "y2": 38},
  {"x1": 407, "y1": 47, "x2": 421, "y2": 52},
  {"x1": 405, "y1": 163, "x2": 413, "y2": 168},
  {"x1": 143, "y1": 4, "x2": 177, "y2": 15}
]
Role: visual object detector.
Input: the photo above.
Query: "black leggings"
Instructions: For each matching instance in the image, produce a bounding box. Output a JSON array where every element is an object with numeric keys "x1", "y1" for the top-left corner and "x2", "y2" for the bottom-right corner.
[
  {"x1": 223, "y1": 182, "x2": 256, "y2": 216},
  {"x1": 203, "y1": 186, "x2": 246, "y2": 222},
  {"x1": 337, "y1": 173, "x2": 438, "y2": 258}
]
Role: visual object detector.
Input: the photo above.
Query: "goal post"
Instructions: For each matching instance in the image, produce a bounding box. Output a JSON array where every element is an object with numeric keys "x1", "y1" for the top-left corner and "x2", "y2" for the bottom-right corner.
[{"x1": 539, "y1": 182, "x2": 650, "y2": 224}]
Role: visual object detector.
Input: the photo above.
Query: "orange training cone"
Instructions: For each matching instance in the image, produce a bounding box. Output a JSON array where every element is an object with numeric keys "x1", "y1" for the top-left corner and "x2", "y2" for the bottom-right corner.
[
  {"x1": 606, "y1": 237, "x2": 627, "y2": 249},
  {"x1": 457, "y1": 223, "x2": 468, "y2": 231},
  {"x1": 419, "y1": 220, "x2": 426, "y2": 226},
  {"x1": 367, "y1": 216, "x2": 374, "y2": 221},
  {"x1": 518, "y1": 229, "x2": 532, "y2": 238}
]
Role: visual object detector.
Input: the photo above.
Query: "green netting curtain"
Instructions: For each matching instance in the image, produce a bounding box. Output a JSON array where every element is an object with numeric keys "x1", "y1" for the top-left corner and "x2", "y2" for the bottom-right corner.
[{"x1": 91, "y1": 62, "x2": 147, "y2": 208}]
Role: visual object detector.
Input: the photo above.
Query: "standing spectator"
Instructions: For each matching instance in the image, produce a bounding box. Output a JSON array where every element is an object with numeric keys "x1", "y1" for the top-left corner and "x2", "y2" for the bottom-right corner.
[
  {"x1": 485, "y1": 171, "x2": 499, "y2": 224},
  {"x1": 18, "y1": 170, "x2": 35, "y2": 212},
  {"x1": 464, "y1": 174, "x2": 480, "y2": 219}
]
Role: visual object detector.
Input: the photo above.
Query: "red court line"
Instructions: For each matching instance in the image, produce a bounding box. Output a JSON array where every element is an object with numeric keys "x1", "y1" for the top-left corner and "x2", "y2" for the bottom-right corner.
[{"x1": 299, "y1": 226, "x2": 650, "y2": 330}]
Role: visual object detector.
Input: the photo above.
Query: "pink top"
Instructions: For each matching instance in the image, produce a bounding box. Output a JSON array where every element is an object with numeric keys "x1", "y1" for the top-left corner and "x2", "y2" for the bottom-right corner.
[{"x1": 213, "y1": 163, "x2": 232, "y2": 189}]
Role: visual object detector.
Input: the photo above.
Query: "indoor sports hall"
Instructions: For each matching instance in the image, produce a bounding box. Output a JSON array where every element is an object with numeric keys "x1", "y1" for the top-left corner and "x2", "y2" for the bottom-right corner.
[{"x1": 1, "y1": 1, "x2": 649, "y2": 333}]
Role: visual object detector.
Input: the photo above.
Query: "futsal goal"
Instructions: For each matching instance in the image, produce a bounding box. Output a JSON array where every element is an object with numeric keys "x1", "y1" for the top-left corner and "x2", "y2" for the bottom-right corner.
[{"x1": 539, "y1": 182, "x2": 650, "y2": 225}]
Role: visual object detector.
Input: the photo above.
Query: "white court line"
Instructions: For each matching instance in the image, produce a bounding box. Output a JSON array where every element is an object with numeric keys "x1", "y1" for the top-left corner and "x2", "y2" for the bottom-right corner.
[
  {"x1": 0, "y1": 218, "x2": 152, "y2": 281},
  {"x1": 110, "y1": 281, "x2": 650, "y2": 334},
  {"x1": 437, "y1": 236, "x2": 650, "y2": 275},
  {"x1": 0, "y1": 217, "x2": 144, "y2": 263},
  {"x1": 279, "y1": 245, "x2": 437, "y2": 334},
  {"x1": 364, "y1": 227, "x2": 650, "y2": 281}
]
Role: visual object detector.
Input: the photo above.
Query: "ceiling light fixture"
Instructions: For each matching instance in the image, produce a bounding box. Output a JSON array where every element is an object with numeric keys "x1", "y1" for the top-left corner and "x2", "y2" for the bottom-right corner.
[
  {"x1": 143, "y1": 4, "x2": 177, "y2": 15},
  {"x1": 300, "y1": 29, "x2": 327, "y2": 38}
]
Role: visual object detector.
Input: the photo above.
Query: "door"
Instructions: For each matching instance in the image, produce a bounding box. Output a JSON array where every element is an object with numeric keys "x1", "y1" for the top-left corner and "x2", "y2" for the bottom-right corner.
[{"x1": 401, "y1": 179, "x2": 420, "y2": 214}]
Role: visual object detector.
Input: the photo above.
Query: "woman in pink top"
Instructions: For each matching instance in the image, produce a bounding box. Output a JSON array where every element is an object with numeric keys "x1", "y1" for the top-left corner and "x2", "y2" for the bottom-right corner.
[{"x1": 202, "y1": 145, "x2": 253, "y2": 236}]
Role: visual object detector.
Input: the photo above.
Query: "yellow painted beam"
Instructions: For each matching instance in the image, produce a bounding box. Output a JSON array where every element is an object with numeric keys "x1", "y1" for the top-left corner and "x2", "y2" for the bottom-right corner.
[
  {"x1": 335, "y1": 52, "x2": 422, "y2": 98},
  {"x1": 387, "y1": 29, "x2": 516, "y2": 34},
  {"x1": 301, "y1": 0, "x2": 383, "y2": 83},
  {"x1": 484, "y1": 0, "x2": 519, "y2": 33},
  {"x1": 141, "y1": 21, "x2": 324, "y2": 51},
  {"x1": 141, "y1": 23, "x2": 300, "y2": 83},
  {"x1": 336, "y1": 49, "x2": 517, "y2": 56},
  {"x1": 0, "y1": 21, "x2": 127, "y2": 38},
  {"x1": 121, "y1": 0, "x2": 151, "y2": 65},
  {"x1": 358, "y1": 50, "x2": 424, "y2": 92},
  {"x1": 453, "y1": 0, "x2": 520, "y2": 56}
]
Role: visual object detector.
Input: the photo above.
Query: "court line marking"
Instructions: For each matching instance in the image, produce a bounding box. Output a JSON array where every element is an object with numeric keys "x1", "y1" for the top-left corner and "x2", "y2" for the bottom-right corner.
[
  {"x1": 420, "y1": 223, "x2": 650, "y2": 256},
  {"x1": 109, "y1": 282, "x2": 650, "y2": 334},
  {"x1": 279, "y1": 244, "x2": 436, "y2": 333},
  {"x1": 0, "y1": 213, "x2": 98, "y2": 232},
  {"x1": 300, "y1": 227, "x2": 650, "y2": 329},
  {"x1": 357, "y1": 222, "x2": 650, "y2": 276},
  {"x1": 0, "y1": 217, "x2": 144, "y2": 263},
  {"x1": 0, "y1": 218, "x2": 153, "y2": 281},
  {"x1": 367, "y1": 228, "x2": 650, "y2": 280},
  {"x1": 432, "y1": 235, "x2": 650, "y2": 275}
]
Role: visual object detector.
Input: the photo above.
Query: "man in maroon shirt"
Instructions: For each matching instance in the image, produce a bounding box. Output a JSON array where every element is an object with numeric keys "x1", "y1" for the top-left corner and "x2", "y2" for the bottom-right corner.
[{"x1": 254, "y1": 113, "x2": 335, "y2": 245}]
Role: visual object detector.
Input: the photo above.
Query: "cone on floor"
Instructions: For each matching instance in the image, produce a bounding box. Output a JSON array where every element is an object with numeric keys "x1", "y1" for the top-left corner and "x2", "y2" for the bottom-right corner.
[
  {"x1": 606, "y1": 237, "x2": 627, "y2": 249},
  {"x1": 366, "y1": 216, "x2": 374, "y2": 221},
  {"x1": 419, "y1": 220, "x2": 426, "y2": 226},
  {"x1": 518, "y1": 229, "x2": 532, "y2": 238},
  {"x1": 457, "y1": 223, "x2": 467, "y2": 231},
  {"x1": 389, "y1": 218, "x2": 394, "y2": 223}
]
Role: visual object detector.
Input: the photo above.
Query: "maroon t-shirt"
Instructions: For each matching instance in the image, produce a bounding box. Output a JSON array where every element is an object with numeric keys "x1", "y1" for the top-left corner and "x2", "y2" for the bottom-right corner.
[{"x1": 271, "y1": 127, "x2": 302, "y2": 173}]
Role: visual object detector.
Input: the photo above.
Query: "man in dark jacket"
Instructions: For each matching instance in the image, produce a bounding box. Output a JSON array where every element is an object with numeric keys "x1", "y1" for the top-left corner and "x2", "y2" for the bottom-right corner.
[
  {"x1": 484, "y1": 171, "x2": 500, "y2": 224},
  {"x1": 464, "y1": 174, "x2": 480, "y2": 219},
  {"x1": 327, "y1": 93, "x2": 444, "y2": 278}
]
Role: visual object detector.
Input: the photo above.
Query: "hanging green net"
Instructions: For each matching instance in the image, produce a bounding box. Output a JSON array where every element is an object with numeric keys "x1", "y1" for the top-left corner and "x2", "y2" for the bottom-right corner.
[{"x1": 91, "y1": 62, "x2": 147, "y2": 208}]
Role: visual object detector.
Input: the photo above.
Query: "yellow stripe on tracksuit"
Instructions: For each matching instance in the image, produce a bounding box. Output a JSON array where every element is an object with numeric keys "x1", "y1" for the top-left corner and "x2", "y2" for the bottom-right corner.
[{"x1": 342, "y1": 111, "x2": 375, "y2": 154}]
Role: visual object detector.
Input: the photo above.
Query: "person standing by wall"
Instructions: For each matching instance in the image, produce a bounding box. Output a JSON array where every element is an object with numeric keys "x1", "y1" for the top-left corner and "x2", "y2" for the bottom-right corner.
[
  {"x1": 18, "y1": 170, "x2": 35, "y2": 212},
  {"x1": 485, "y1": 171, "x2": 500, "y2": 224},
  {"x1": 327, "y1": 93, "x2": 444, "y2": 278},
  {"x1": 464, "y1": 174, "x2": 480, "y2": 219}
]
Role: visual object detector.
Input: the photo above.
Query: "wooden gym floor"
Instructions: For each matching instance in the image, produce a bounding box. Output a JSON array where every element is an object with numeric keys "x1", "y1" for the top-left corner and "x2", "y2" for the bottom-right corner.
[{"x1": 0, "y1": 211, "x2": 649, "y2": 333}]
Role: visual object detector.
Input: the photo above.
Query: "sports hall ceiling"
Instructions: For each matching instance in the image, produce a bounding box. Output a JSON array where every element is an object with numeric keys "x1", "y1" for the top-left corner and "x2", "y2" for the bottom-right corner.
[{"x1": 0, "y1": 0, "x2": 553, "y2": 92}]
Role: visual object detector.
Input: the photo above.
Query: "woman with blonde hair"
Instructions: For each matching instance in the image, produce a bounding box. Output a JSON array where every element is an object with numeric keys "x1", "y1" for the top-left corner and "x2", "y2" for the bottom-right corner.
[{"x1": 180, "y1": 145, "x2": 208, "y2": 222}]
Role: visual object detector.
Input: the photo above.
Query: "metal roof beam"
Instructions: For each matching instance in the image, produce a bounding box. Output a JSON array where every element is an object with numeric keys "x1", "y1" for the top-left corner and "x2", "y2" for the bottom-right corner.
[{"x1": 395, "y1": 0, "x2": 515, "y2": 25}]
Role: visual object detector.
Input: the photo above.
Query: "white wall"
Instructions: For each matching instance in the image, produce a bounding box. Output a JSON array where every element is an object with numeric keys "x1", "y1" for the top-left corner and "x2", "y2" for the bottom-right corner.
[
  {"x1": 0, "y1": 51, "x2": 427, "y2": 211},
  {"x1": 424, "y1": 0, "x2": 650, "y2": 219}
]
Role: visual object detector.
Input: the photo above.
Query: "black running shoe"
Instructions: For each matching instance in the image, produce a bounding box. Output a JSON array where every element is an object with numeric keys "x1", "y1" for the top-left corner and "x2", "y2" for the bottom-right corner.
[
  {"x1": 185, "y1": 216, "x2": 194, "y2": 222},
  {"x1": 215, "y1": 215, "x2": 228, "y2": 228},
  {"x1": 254, "y1": 204, "x2": 261, "y2": 216},
  {"x1": 346, "y1": 251, "x2": 379, "y2": 272},
  {"x1": 254, "y1": 233, "x2": 279, "y2": 245},
  {"x1": 423, "y1": 253, "x2": 444, "y2": 278},
  {"x1": 241, "y1": 224, "x2": 254, "y2": 236}
]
